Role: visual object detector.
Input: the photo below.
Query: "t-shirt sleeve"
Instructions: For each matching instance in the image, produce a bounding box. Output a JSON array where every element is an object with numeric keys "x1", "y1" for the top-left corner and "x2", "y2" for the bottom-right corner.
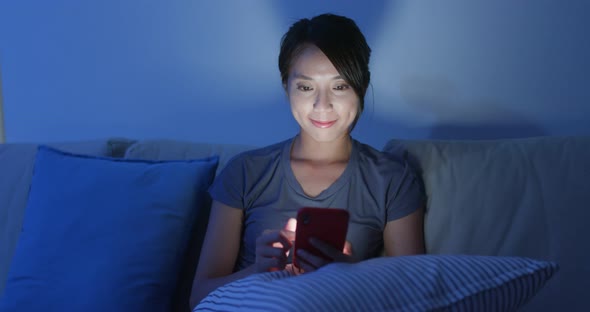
[
  {"x1": 208, "y1": 154, "x2": 246, "y2": 209},
  {"x1": 385, "y1": 154, "x2": 426, "y2": 222}
]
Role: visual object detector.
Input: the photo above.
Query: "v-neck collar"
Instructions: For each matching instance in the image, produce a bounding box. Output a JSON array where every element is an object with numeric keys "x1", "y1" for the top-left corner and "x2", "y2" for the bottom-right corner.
[{"x1": 282, "y1": 135, "x2": 356, "y2": 200}]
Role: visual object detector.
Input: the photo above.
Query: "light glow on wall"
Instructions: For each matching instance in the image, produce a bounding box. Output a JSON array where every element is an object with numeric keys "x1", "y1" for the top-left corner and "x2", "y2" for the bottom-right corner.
[
  {"x1": 0, "y1": 65, "x2": 5, "y2": 143},
  {"x1": 0, "y1": 1, "x2": 588, "y2": 146}
]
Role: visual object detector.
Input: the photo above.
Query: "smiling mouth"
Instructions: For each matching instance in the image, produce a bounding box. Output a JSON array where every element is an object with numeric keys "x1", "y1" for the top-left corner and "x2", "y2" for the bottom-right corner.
[{"x1": 310, "y1": 119, "x2": 337, "y2": 128}]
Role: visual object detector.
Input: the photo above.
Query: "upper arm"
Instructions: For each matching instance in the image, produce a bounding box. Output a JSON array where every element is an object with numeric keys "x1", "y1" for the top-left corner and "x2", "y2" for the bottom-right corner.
[
  {"x1": 193, "y1": 200, "x2": 243, "y2": 281},
  {"x1": 383, "y1": 205, "x2": 425, "y2": 257}
]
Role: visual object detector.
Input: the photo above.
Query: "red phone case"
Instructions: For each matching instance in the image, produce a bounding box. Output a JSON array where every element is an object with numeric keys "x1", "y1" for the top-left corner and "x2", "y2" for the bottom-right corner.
[{"x1": 293, "y1": 207, "x2": 349, "y2": 268}]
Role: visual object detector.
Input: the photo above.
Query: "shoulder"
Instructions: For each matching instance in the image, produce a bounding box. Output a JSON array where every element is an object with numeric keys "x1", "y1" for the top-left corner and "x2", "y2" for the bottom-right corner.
[
  {"x1": 222, "y1": 138, "x2": 291, "y2": 172},
  {"x1": 354, "y1": 139, "x2": 409, "y2": 173},
  {"x1": 352, "y1": 139, "x2": 422, "y2": 189},
  {"x1": 210, "y1": 138, "x2": 292, "y2": 205},
  {"x1": 231, "y1": 138, "x2": 289, "y2": 163},
  {"x1": 353, "y1": 139, "x2": 425, "y2": 215}
]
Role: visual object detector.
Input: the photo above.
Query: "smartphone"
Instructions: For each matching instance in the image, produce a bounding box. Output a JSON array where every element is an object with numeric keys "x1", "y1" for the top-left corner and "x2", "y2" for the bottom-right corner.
[{"x1": 293, "y1": 207, "x2": 349, "y2": 269}]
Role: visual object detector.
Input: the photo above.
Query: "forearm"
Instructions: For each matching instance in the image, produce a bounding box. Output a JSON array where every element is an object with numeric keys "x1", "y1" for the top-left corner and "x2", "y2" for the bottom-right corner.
[{"x1": 190, "y1": 264, "x2": 257, "y2": 309}]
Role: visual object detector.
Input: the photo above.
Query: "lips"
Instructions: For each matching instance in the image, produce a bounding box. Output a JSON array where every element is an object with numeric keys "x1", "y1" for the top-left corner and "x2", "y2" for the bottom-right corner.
[{"x1": 310, "y1": 119, "x2": 337, "y2": 128}]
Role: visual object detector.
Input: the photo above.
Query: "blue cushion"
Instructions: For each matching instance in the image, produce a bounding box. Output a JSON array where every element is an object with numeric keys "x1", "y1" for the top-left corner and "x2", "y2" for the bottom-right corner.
[
  {"x1": 196, "y1": 255, "x2": 558, "y2": 311},
  {"x1": 0, "y1": 146, "x2": 219, "y2": 311}
]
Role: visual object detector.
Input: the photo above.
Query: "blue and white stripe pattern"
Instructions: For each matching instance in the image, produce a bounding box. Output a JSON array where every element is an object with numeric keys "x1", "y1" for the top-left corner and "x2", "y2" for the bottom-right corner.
[{"x1": 195, "y1": 255, "x2": 558, "y2": 312}]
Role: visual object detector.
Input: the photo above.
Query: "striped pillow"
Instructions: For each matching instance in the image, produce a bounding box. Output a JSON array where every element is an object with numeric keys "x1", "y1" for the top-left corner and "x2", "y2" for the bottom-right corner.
[{"x1": 195, "y1": 255, "x2": 558, "y2": 312}]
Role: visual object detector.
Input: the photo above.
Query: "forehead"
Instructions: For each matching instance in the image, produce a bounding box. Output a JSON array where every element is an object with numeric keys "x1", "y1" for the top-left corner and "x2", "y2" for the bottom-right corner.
[{"x1": 289, "y1": 44, "x2": 339, "y2": 78}]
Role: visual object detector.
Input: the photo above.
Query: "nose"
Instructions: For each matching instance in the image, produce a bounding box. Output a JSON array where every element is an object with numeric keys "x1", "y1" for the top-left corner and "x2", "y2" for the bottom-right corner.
[{"x1": 313, "y1": 89, "x2": 333, "y2": 111}]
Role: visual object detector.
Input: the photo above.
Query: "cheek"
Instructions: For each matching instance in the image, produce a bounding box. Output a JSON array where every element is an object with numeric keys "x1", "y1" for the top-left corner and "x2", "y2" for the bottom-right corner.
[
  {"x1": 288, "y1": 96, "x2": 307, "y2": 119},
  {"x1": 288, "y1": 93, "x2": 311, "y2": 109},
  {"x1": 338, "y1": 99, "x2": 360, "y2": 116}
]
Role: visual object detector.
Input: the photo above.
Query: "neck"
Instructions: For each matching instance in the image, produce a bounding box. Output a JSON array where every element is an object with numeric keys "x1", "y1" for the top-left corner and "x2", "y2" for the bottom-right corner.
[{"x1": 291, "y1": 132, "x2": 352, "y2": 163}]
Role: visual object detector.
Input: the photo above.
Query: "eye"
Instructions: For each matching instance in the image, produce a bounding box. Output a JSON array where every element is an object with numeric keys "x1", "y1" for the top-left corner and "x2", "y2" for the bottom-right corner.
[
  {"x1": 297, "y1": 85, "x2": 313, "y2": 92},
  {"x1": 334, "y1": 84, "x2": 350, "y2": 91}
]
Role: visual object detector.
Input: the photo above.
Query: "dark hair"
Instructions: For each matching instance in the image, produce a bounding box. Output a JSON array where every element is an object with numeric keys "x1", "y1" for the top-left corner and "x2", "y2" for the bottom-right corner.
[{"x1": 278, "y1": 13, "x2": 371, "y2": 130}]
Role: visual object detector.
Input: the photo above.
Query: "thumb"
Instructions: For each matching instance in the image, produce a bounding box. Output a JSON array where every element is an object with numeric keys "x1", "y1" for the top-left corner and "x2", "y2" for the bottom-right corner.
[
  {"x1": 282, "y1": 218, "x2": 297, "y2": 257},
  {"x1": 343, "y1": 241, "x2": 353, "y2": 256},
  {"x1": 284, "y1": 218, "x2": 297, "y2": 232},
  {"x1": 281, "y1": 218, "x2": 297, "y2": 245}
]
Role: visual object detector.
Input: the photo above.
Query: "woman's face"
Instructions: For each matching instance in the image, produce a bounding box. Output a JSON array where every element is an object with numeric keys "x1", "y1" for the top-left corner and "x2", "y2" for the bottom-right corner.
[{"x1": 285, "y1": 45, "x2": 360, "y2": 143}]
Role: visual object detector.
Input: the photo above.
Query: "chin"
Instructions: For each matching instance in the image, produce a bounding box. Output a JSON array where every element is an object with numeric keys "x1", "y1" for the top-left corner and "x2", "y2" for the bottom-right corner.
[{"x1": 305, "y1": 130, "x2": 348, "y2": 143}]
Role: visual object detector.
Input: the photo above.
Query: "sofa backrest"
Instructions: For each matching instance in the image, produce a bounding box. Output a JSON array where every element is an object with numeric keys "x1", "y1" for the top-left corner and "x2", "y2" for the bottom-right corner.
[
  {"x1": 384, "y1": 135, "x2": 590, "y2": 312},
  {"x1": 3, "y1": 136, "x2": 587, "y2": 311},
  {"x1": 125, "y1": 137, "x2": 590, "y2": 312},
  {"x1": 123, "y1": 139, "x2": 257, "y2": 176}
]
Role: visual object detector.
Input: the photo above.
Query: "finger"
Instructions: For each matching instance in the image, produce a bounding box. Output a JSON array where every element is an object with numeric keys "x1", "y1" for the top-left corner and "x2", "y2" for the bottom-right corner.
[
  {"x1": 277, "y1": 231, "x2": 294, "y2": 251},
  {"x1": 285, "y1": 264, "x2": 304, "y2": 276},
  {"x1": 343, "y1": 241, "x2": 353, "y2": 256},
  {"x1": 294, "y1": 254, "x2": 314, "y2": 272},
  {"x1": 309, "y1": 238, "x2": 342, "y2": 260},
  {"x1": 257, "y1": 251, "x2": 288, "y2": 270},
  {"x1": 257, "y1": 245, "x2": 287, "y2": 259},
  {"x1": 296, "y1": 255, "x2": 322, "y2": 273},
  {"x1": 279, "y1": 229, "x2": 295, "y2": 245},
  {"x1": 257, "y1": 230, "x2": 279, "y2": 245},
  {"x1": 272, "y1": 241, "x2": 285, "y2": 249},
  {"x1": 257, "y1": 230, "x2": 292, "y2": 251},
  {"x1": 298, "y1": 260, "x2": 315, "y2": 273},
  {"x1": 284, "y1": 218, "x2": 297, "y2": 232},
  {"x1": 296, "y1": 248, "x2": 327, "y2": 269},
  {"x1": 281, "y1": 218, "x2": 297, "y2": 246},
  {"x1": 258, "y1": 256, "x2": 286, "y2": 272}
]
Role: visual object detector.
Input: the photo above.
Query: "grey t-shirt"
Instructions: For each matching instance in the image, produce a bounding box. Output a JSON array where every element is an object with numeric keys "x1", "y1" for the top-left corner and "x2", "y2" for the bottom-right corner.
[{"x1": 208, "y1": 136, "x2": 425, "y2": 271}]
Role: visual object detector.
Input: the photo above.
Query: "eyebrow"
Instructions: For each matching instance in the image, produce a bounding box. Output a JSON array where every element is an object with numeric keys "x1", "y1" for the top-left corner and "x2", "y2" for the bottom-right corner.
[{"x1": 293, "y1": 73, "x2": 343, "y2": 81}]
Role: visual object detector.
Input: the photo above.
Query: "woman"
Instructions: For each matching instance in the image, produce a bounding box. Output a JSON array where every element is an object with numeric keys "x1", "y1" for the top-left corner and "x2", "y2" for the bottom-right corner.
[{"x1": 190, "y1": 13, "x2": 425, "y2": 307}]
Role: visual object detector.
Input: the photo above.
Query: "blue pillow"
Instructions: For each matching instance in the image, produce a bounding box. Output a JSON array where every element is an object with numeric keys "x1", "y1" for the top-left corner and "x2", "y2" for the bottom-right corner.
[
  {"x1": 0, "y1": 146, "x2": 219, "y2": 312},
  {"x1": 196, "y1": 255, "x2": 558, "y2": 311}
]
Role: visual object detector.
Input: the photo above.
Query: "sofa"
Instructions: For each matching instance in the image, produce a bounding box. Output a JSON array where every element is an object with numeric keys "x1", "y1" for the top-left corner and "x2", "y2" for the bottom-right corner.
[{"x1": 0, "y1": 135, "x2": 588, "y2": 311}]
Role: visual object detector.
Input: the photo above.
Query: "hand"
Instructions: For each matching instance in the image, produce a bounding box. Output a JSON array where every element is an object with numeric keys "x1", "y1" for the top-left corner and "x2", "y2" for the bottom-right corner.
[
  {"x1": 254, "y1": 219, "x2": 296, "y2": 273},
  {"x1": 296, "y1": 239, "x2": 355, "y2": 273}
]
